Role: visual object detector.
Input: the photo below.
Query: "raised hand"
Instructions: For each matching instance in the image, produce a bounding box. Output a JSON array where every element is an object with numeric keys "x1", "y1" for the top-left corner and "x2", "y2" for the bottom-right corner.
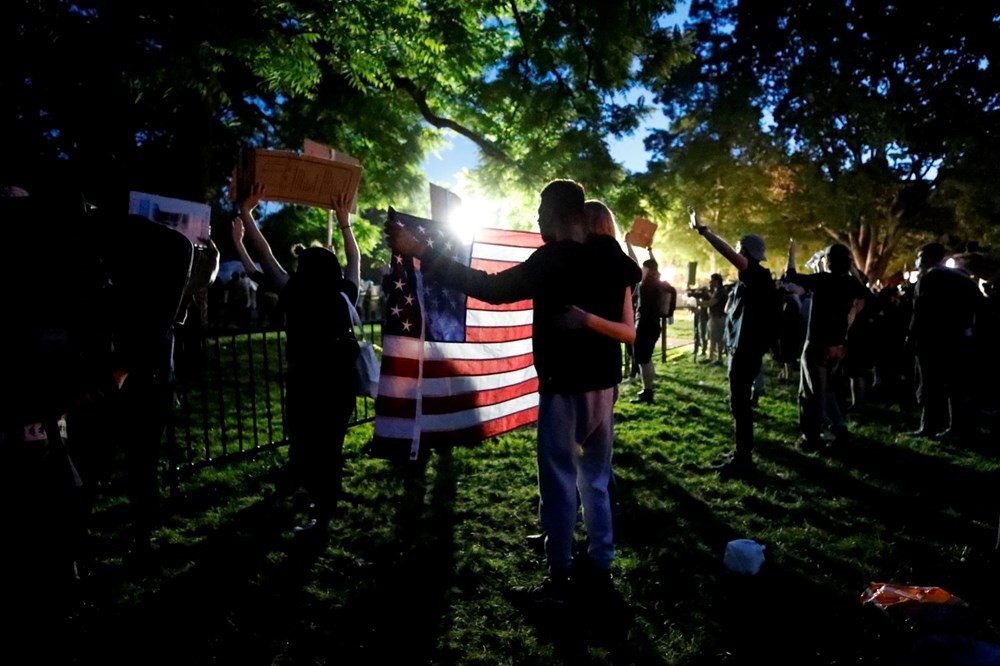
[
  {"x1": 240, "y1": 182, "x2": 266, "y2": 217},
  {"x1": 231, "y1": 216, "x2": 246, "y2": 245},
  {"x1": 688, "y1": 207, "x2": 707, "y2": 233},
  {"x1": 333, "y1": 192, "x2": 353, "y2": 229}
]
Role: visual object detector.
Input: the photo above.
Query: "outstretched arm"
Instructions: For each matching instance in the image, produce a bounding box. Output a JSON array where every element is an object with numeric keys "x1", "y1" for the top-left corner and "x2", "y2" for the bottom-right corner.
[
  {"x1": 557, "y1": 287, "x2": 636, "y2": 344},
  {"x1": 384, "y1": 212, "x2": 535, "y2": 304},
  {"x1": 689, "y1": 208, "x2": 748, "y2": 272}
]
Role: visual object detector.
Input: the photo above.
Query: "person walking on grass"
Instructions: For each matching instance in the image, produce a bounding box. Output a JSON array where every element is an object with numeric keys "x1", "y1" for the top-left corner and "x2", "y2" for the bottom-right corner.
[{"x1": 689, "y1": 209, "x2": 777, "y2": 478}]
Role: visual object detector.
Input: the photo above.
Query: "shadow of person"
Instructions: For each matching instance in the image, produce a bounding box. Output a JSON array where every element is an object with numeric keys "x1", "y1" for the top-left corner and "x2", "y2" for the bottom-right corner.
[{"x1": 508, "y1": 589, "x2": 666, "y2": 665}]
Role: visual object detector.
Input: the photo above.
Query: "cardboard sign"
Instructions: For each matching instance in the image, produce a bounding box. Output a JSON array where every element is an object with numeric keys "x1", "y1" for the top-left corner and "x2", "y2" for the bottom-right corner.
[
  {"x1": 128, "y1": 190, "x2": 211, "y2": 247},
  {"x1": 303, "y1": 138, "x2": 361, "y2": 166},
  {"x1": 231, "y1": 146, "x2": 363, "y2": 211},
  {"x1": 629, "y1": 217, "x2": 657, "y2": 248}
]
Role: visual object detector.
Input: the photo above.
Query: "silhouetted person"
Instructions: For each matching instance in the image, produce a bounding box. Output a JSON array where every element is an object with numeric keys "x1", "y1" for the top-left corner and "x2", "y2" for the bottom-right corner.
[
  {"x1": 232, "y1": 185, "x2": 361, "y2": 534},
  {"x1": 783, "y1": 241, "x2": 873, "y2": 450},
  {"x1": 690, "y1": 210, "x2": 777, "y2": 478},
  {"x1": 906, "y1": 242, "x2": 984, "y2": 441}
]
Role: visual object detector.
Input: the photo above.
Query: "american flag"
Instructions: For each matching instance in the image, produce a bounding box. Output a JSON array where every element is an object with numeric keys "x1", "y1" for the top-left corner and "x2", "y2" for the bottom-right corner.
[{"x1": 371, "y1": 210, "x2": 544, "y2": 460}]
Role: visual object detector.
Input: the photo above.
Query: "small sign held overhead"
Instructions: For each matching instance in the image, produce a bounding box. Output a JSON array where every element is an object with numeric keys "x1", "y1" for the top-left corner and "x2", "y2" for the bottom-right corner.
[{"x1": 629, "y1": 217, "x2": 657, "y2": 248}]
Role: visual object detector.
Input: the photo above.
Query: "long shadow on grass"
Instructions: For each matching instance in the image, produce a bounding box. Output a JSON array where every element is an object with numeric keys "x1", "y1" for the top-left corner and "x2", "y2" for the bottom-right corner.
[
  {"x1": 509, "y1": 589, "x2": 666, "y2": 665},
  {"x1": 72, "y1": 448, "x2": 461, "y2": 665},
  {"x1": 328, "y1": 447, "x2": 459, "y2": 664},
  {"x1": 760, "y1": 436, "x2": 1000, "y2": 611},
  {"x1": 611, "y1": 446, "x2": 875, "y2": 665},
  {"x1": 759, "y1": 436, "x2": 998, "y2": 555},
  {"x1": 70, "y1": 463, "x2": 339, "y2": 665}
]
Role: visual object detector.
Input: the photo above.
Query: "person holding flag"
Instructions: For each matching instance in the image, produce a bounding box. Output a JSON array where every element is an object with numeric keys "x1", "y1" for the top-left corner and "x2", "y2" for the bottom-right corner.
[{"x1": 384, "y1": 180, "x2": 640, "y2": 605}]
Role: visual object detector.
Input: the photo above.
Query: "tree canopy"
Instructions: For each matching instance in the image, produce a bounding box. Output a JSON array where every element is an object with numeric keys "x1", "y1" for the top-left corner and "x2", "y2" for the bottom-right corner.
[
  {"x1": 640, "y1": 0, "x2": 1000, "y2": 281},
  {"x1": 5, "y1": 1, "x2": 997, "y2": 281}
]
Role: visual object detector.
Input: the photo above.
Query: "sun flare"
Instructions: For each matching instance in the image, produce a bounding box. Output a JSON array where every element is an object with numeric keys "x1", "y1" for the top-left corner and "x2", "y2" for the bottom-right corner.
[{"x1": 447, "y1": 195, "x2": 502, "y2": 245}]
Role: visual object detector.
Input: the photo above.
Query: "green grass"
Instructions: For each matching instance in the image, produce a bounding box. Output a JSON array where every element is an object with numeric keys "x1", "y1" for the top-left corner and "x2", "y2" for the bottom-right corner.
[{"x1": 62, "y1": 314, "x2": 1000, "y2": 665}]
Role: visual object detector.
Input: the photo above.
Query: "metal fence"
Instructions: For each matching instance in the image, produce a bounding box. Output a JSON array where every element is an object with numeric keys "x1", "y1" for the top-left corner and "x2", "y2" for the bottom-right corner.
[
  {"x1": 165, "y1": 319, "x2": 381, "y2": 482},
  {"x1": 164, "y1": 314, "x2": 680, "y2": 483}
]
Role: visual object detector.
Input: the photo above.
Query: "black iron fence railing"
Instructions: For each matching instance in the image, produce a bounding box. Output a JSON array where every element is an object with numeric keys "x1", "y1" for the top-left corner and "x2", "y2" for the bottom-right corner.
[
  {"x1": 166, "y1": 318, "x2": 381, "y2": 483},
  {"x1": 165, "y1": 315, "x2": 678, "y2": 484}
]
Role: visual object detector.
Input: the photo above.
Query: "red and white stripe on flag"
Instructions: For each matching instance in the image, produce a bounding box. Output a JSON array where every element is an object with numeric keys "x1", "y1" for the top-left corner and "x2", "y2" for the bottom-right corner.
[{"x1": 371, "y1": 223, "x2": 544, "y2": 460}]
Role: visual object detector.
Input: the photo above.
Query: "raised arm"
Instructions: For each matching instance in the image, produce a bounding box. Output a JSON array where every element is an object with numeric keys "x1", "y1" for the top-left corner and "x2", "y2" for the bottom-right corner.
[
  {"x1": 623, "y1": 231, "x2": 639, "y2": 267},
  {"x1": 689, "y1": 208, "x2": 748, "y2": 272},
  {"x1": 786, "y1": 238, "x2": 797, "y2": 275},
  {"x1": 335, "y1": 193, "x2": 360, "y2": 291},
  {"x1": 237, "y1": 184, "x2": 289, "y2": 290},
  {"x1": 230, "y1": 216, "x2": 257, "y2": 277}
]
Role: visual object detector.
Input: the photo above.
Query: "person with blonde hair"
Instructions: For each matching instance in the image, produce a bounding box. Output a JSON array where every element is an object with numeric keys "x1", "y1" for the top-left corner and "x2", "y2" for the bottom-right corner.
[{"x1": 583, "y1": 200, "x2": 618, "y2": 239}]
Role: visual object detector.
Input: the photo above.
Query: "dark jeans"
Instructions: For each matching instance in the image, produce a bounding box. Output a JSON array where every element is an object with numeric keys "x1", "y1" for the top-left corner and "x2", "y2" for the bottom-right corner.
[
  {"x1": 285, "y1": 378, "x2": 355, "y2": 513},
  {"x1": 728, "y1": 349, "x2": 764, "y2": 461},
  {"x1": 915, "y1": 339, "x2": 973, "y2": 434},
  {"x1": 798, "y1": 341, "x2": 847, "y2": 442}
]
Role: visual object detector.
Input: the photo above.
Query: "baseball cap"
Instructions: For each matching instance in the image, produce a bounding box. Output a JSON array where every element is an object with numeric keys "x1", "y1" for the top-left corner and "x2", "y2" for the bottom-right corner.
[{"x1": 738, "y1": 234, "x2": 766, "y2": 263}]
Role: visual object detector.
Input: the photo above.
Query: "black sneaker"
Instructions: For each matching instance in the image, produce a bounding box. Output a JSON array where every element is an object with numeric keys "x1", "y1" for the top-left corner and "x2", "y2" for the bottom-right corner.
[
  {"x1": 630, "y1": 390, "x2": 654, "y2": 404},
  {"x1": 508, "y1": 575, "x2": 571, "y2": 605},
  {"x1": 830, "y1": 426, "x2": 852, "y2": 446},
  {"x1": 711, "y1": 450, "x2": 737, "y2": 465},
  {"x1": 525, "y1": 532, "x2": 546, "y2": 556},
  {"x1": 292, "y1": 518, "x2": 328, "y2": 535}
]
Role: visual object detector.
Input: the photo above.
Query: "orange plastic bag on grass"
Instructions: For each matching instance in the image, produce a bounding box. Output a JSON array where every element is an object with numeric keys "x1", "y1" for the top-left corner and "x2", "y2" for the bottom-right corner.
[{"x1": 861, "y1": 582, "x2": 967, "y2": 611}]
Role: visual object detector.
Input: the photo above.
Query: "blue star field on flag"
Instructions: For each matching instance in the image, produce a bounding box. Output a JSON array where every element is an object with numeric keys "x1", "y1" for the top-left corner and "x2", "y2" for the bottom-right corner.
[{"x1": 383, "y1": 209, "x2": 472, "y2": 342}]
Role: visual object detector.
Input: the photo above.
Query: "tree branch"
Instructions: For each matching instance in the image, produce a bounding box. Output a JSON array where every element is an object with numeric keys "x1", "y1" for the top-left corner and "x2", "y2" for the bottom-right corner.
[
  {"x1": 392, "y1": 77, "x2": 521, "y2": 171},
  {"x1": 818, "y1": 223, "x2": 847, "y2": 244}
]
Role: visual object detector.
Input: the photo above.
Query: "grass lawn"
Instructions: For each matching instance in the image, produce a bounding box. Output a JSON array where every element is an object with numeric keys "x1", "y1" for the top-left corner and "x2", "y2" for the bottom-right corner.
[{"x1": 50, "y1": 314, "x2": 1000, "y2": 665}]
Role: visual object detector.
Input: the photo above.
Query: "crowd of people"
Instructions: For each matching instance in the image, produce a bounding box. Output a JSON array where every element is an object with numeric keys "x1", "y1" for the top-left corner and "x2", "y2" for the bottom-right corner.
[
  {"x1": 673, "y1": 217, "x2": 998, "y2": 475},
  {"x1": 6, "y1": 171, "x2": 998, "y2": 625},
  {"x1": 386, "y1": 181, "x2": 998, "y2": 605}
]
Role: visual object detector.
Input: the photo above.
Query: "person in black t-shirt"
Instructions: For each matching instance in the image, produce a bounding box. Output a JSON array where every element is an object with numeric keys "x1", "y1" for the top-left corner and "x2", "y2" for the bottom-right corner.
[
  {"x1": 690, "y1": 210, "x2": 776, "y2": 478},
  {"x1": 905, "y1": 242, "x2": 984, "y2": 440},
  {"x1": 783, "y1": 241, "x2": 873, "y2": 450}
]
